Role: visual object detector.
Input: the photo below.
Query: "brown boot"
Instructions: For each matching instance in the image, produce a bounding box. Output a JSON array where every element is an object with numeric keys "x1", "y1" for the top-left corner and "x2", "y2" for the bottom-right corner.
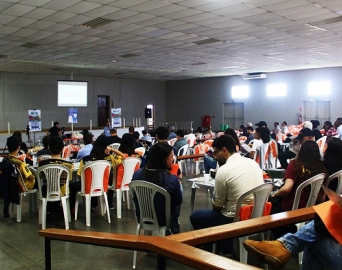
[{"x1": 243, "y1": 240, "x2": 291, "y2": 270}]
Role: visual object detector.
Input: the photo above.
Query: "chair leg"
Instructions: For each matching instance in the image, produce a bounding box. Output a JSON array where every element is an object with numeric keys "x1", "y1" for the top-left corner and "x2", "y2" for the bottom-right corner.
[
  {"x1": 85, "y1": 195, "x2": 91, "y2": 226},
  {"x1": 133, "y1": 224, "x2": 141, "y2": 269},
  {"x1": 17, "y1": 193, "x2": 23, "y2": 222},
  {"x1": 75, "y1": 194, "x2": 79, "y2": 220},
  {"x1": 61, "y1": 197, "x2": 69, "y2": 230},
  {"x1": 116, "y1": 189, "x2": 122, "y2": 218},
  {"x1": 239, "y1": 236, "x2": 248, "y2": 264},
  {"x1": 103, "y1": 194, "x2": 111, "y2": 224},
  {"x1": 29, "y1": 192, "x2": 38, "y2": 213},
  {"x1": 38, "y1": 200, "x2": 42, "y2": 225},
  {"x1": 126, "y1": 190, "x2": 130, "y2": 210},
  {"x1": 41, "y1": 199, "x2": 47, "y2": 229}
]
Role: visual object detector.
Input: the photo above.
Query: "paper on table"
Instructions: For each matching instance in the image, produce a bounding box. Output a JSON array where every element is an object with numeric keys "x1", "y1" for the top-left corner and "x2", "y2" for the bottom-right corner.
[{"x1": 188, "y1": 178, "x2": 199, "y2": 182}]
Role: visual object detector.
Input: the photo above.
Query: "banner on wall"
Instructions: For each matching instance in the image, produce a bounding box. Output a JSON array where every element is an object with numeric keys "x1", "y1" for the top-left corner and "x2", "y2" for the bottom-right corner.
[
  {"x1": 111, "y1": 108, "x2": 122, "y2": 127},
  {"x1": 28, "y1": 109, "x2": 42, "y2": 132},
  {"x1": 68, "y1": 108, "x2": 78, "y2": 124}
]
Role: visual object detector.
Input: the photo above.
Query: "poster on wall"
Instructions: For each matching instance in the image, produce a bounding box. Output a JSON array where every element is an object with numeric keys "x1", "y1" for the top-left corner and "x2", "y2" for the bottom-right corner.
[
  {"x1": 111, "y1": 108, "x2": 122, "y2": 127},
  {"x1": 68, "y1": 108, "x2": 78, "y2": 124},
  {"x1": 28, "y1": 109, "x2": 42, "y2": 132}
]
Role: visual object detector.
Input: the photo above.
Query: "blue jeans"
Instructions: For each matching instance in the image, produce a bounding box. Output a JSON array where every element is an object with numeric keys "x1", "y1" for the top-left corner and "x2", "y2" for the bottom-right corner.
[
  {"x1": 279, "y1": 220, "x2": 342, "y2": 270},
  {"x1": 203, "y1": 154, "x2": 217, "y2": 173},
  {"x1": 190, "y1": 209, "x2": 234, "y2": 253}
]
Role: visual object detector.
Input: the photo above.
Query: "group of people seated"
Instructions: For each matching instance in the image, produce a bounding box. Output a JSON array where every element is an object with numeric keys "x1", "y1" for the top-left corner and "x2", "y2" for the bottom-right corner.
[{"x1": 1, "y1": 119, "x2": 341, "y2": 269}]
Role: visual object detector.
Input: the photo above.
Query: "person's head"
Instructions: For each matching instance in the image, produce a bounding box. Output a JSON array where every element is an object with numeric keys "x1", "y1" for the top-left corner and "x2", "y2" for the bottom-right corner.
[
  {"x1": 54, "y1": 121, "x2": 59, "y2": 127},
  {"x1": 12, "y1": 131, "x2": 22, "y2": 142},
  {"x1": 106, "y1": 121, "x2": 110, "y2": 127},
  {"x1": 142, "y1": 130, "x2": 147, "y2": 136},
  {"x1": 49, "y1": 136, "x2": 64, "y2": 155},
  {"x1": 42, "y1": 136, "x2": 50, "y2": 148},
  {"x1": 169, "y1": 125, "x2": 175, "y2": 132},
  {"x1": 282, "y1": 121, "x2": 287, "y2": 127},
  {"x1": 176, "y1": 129, "x2": 184, "y2": 138},
  {"x1": 294, "y1": 128, "x2": 315, "y2": 144},
  {"x1": 240, "y1": 124, "x2": 245, "y2": 129},
  {"x1": 324, "y1": 137, "x2": 342, "y2": 161},
  {"x1": 147, "y1": 143, "x2": 174, "y2": 170},
  {"x1": 119, "y1": 133, "x2": 135, "y2": 155},
  {"x1": 206, "y1": 126, "x2": 212, "y2": 131},
  {"x1": 255, "y1": 127, "x2": 270, "y2": 143},
  {"x1": 7, "y1": 136, "x2": 21, "y2": 153},
  {"x1": 297, "y1": 140, "x2": 321, "y2": 163},
  {"x1": 83, "y1": 134, "x2": 93, "y2": 145},
  {"x1": 246, "y1": 126, "x2": 254, "y2": 134},
  {"x1": 82, "y1": 129, "x2": 89, "y2": 136},
  {"x1": 334, "y1": 118, "x2": 342, "y2": 129},
  {"x1": 133, "y1": 131, "x2": 140, "y2": 140},
  {"x1": 91, "y1": 135, "x2": 108, "y2": 159},
  {"x1": 212, "y1": 135, "x2": 237, "y2": 166},
  {"x1": 323, "y1": 121, "x2": 333, "y2": 130},
  {"x1": 255, "y1": 121, "x2": 267, "y2": 128},
  {"x1": 155, "y1": 126, "x2": 169, "y2": 141},
  {"x1": 196, "y1": 127, "x2": 203, "y2": 133},
  {"x1": 224, "y1": 128, "x2": 240, "y2": 150},
  {"x1": 303, "y1": 121, "x2": 313, "y2": 130},
  {"x1": 310, "y1": 120, "x2": 320, "y2": 129},
  {"x1": 110, "y1": 128, "x2": 117, "y2": 135},
  {"x1": 128, "y1": 126, "x2": 134, "y2": 133},
  {"x1": 274, "y1": 122, "x2": 279, "y2": 127}
]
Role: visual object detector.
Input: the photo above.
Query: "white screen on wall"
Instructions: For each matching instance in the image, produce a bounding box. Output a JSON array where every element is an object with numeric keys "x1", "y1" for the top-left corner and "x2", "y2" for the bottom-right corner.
[{"x1": 58, "y1": 81, "x2": 88, "y2": 107}]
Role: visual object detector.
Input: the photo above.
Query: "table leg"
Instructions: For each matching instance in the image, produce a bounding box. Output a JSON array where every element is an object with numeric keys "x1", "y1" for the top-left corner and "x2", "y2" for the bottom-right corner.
[
  {"x1": 190, "y1": 186, "x2": 196, "y2": 213},
  {"x1": 45, "y1": 238, "x2": 51, "y2": 270}
]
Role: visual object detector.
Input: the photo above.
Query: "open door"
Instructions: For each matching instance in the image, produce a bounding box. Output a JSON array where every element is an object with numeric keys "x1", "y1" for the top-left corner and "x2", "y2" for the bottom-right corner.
[{"x1": 97, "y1": 95, "x2": 109, "y2": 126}]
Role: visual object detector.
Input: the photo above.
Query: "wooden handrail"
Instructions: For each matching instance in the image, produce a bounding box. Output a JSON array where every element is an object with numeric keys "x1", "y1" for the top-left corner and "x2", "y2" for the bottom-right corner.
[
  {"x1": 39, "y1": 229, "x2": 259, "y2": 270},
  {"x1": 167, "y1": 207, "x2": 316, "y2": 245},
  {"x1": 177, "y1": 153, "x2": 204, "y2": 160}
]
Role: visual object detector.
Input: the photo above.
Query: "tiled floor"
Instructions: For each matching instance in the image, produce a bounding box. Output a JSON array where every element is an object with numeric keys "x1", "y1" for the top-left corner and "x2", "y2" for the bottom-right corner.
[{"x1": 0, "y1": 160, "x2": 301, "y2": 269}]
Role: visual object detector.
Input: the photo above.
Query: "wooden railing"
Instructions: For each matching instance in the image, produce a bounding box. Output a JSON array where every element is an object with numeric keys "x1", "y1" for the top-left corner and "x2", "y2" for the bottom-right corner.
[{"x1": 39, "y1": 207, "x2": 315, "y2": 270}]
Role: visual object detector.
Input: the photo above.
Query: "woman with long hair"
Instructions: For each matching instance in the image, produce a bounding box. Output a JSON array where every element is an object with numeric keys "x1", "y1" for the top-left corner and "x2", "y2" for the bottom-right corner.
[
  {"x1": 270, "y1": 140, "x2": 328, "y2": 238},
  {"x1": 323, "y1": 137, "x2": 342, "y2": 191},
  {"x1": 250, "y1": 127, "x2": 270, "y2": 159},
  {"x1": 132, "y1": 143, "x2": 183, "y2": 234}
]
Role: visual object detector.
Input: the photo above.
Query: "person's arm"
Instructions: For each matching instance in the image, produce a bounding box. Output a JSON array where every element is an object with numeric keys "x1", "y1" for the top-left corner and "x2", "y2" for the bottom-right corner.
[
  {"x1": 107, "y1": 147, "x2": 125, "y2": 158},
  {"x1": 250, "y1": 151, "x2": 255, "y2": 159},
  {"x1": 212, "y1": 204, "x2": 223, "y2": 211},
  {"x1": 272, "y1": 178, "x2": 294, "y2": 197}
]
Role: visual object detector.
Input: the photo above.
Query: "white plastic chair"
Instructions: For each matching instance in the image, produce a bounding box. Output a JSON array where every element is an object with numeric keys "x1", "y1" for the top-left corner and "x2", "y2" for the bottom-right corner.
[
  {"x1": 129, "y1": 180, "x2": 171, "y2": 269},
  {"x1": 167, "y1": 138, "x2": 177, "y2": 146},
  {"x1": 109, "y1": 143, "x2": 120, "y2": 150},
  {"x1": 12, "y1": 167, "x2": 38, "y2": 222},
  {"x1": 75, "y1": 160, "x2": 111, "y2": 226},
  {"x1": 193, "y1": 144, "x2": 206, "y2": 175},
  {"x1": 292, "y1": 173, "x2": 325, "y2": 264},
  {"x1": 134, "y1": 147, "x2": 145, "y2": 157},
  {"x1": 36, "y1": 164, "x2": 71, "y2": 230},
  {"x1": 324, "y1": 169, "x2": 342, "y2": 194},
  {"x1": 268, "y1": 139, "x2": 278, "y2": 168},
  {"x1": 61, "y1": 146, "x2": 71, "y2": 159},
  {"x1": 253, "y1": 143, "x2": 270, "y2": 169},
  {"x1": 176, "y1": 144, "x2": 189, "y2": 175},
  {"x1": 116, "y1": 157, "x2": 141, "y2": 218},
  {"x1": 213, "y1": 183, "x2": 274, "y2": 264},
  {"x1": 37, "y1": 154, "x2": 51, "y2": 163}
]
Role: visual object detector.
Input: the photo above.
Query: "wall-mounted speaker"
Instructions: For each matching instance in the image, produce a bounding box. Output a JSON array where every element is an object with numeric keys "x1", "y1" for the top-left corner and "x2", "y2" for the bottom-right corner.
[{"x1": 145, "y1": 108, "x2": 152, "y2": 118}]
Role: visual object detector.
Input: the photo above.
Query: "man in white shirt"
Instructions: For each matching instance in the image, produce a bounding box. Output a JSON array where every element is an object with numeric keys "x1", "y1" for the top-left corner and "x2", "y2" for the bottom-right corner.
[
  {"x1": 281, "y1": 121, "x2": 288, "y2": 134},
  {"x1": 190, "y1": 135, "x2": 264, "y2": 255},
  {"x1": 335, "y1": 117, "x2": 342, "y2": 138}
]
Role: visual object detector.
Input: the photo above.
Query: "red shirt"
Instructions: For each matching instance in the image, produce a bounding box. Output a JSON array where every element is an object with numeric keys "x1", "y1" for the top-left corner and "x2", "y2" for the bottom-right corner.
[{"x1": 281, "y1": 160, "x2": 311, "y2": 211}]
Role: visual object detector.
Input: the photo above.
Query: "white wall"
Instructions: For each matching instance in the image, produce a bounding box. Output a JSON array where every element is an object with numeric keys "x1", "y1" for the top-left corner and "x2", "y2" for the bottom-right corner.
[
  {"x1": 0, "y1": 72, "x2": 166, "y2": 133},
  {"x1": 165, "y1": 67, "x2": 342, "y2": 130}
]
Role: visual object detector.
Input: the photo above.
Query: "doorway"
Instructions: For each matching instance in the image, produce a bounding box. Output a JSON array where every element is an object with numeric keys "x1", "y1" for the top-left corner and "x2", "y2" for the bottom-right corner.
[
  {"x1": 223, "y1": 102, "x2": 244, "y2": 130},
  {"x1": 97, "y1": 95, "x2": 109, "y2": 127},
  {"x1": 303, "y1": 100, "x2": 330, "y2": 125}
]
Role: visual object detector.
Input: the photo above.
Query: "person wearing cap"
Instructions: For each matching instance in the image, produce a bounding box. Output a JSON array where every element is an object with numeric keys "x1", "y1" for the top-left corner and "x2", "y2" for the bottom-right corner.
[
  {"x1": 269, "y1": 140, "x2": 328, "y2": 238},
  {"x1": 246, "y1": 122, "x2": 253, "y2": 127},
  {"x1": 302, "y1": 120, "x2": 313, "y2": 130},
  {"x1": 277, "y1": 128, "x2": 315, "y2": 169},
  {"x1": 324, "y1": 120, "x2": 337, "y2": 139},
  {"x1": 255, "y1": 121, "x2": 267, "y2": 128},
  {"x1": 281, "y1": 121, "x2": 288, "y2": 134},
  {"x1": 103, "y1": 121, "x2": 111, "y2": 137}
]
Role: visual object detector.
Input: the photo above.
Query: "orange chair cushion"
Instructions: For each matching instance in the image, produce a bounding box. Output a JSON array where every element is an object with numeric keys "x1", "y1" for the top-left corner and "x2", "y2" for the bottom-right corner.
[
  {"x1": 115, "y1": 163, "x2": 139, "y2": 189},
  {"x1": 238, "y1": 202, "x2": 272, "y2": 221},
  {"x1": 84, "y1": 166, "x2": 110, "y2": 194}
]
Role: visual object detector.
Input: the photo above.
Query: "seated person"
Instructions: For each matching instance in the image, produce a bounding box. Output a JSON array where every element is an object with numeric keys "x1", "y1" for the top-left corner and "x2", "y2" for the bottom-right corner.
[
  {"x1": 269, "y1": 140, "x2": 328, "y2": 238},
  {"x1": 245, "y1": 126, "x2": 254, "y2": 144},
  {"x1": 140, "y1": 129, "x2": 152, "y2": 142},
  {"x1": 107, "y1": 128, "x2": 121, "y2": 145},
  {"x1": 76, "y1": 134, "x2": 93, "y2": 161},
  {"x1": 243, "y1": 200, "x2": 342, "y2": 270},
  {"x1": 132, "y1": 143, "x2": 183, "y2": 234},
  {"x1": 249, "y1": 127, "x2": 270, "y2": 159},
  {"x1": 168, "y1": 125, "x2": 176, "y2": 140},
  {"x1": 311, "y1": 120, "x2": 322, "y2": 141},
  {"x1": 133, "y1": 131, "x2": 144, "y2": 148},
  {"x1": 7, "y1": 135, "x2": 36, "y2": 190},
  {"x1": 173, "y1": 130, "x2": 187, "y2": 155},
  {"x1": 36, "y1": 136, "x2": 51, "y2": 157},
  {"x1": 323, "y1": 137, "x2": 342, "y2": 192}
]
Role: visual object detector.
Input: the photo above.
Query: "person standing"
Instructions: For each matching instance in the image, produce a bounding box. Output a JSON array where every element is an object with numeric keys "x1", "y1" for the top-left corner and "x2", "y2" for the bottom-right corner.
[
  {"x1": 190, "y1": 135, "x2": 264, "y2": 254},
  {"x1": 103, "y1": 121, "x2": 111, "y2": 137},
  {"x1": 48, "y1": 122, "x2": 61, "y2": 137}
]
